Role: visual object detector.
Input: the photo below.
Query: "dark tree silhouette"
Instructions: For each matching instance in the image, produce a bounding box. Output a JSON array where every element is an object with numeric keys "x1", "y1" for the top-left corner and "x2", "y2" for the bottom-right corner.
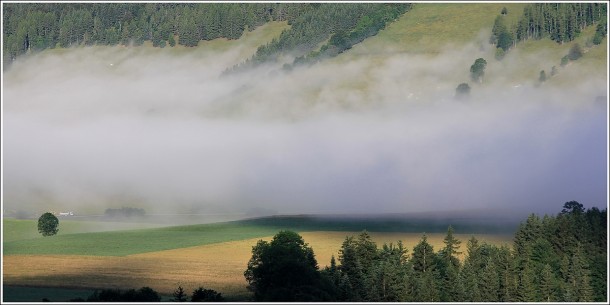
[{"x1": 37, "y1": 212, "x2": 59, "y2": 236}]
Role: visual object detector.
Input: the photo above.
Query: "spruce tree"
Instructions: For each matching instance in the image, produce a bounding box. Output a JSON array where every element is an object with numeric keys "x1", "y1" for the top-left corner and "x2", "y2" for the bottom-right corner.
[
  {"x1": 438, "y1": 226, "x2": 462, "y2": 301},
  {"x1": 480, "y1": 258, "x2": 500, "y2": 301},
  {"x1": 338, "y1": 236, "x2": 365, "y2": 301},
  {"x1": 496, "y1": 245, "x2": 516, "y2": 302},
  {"x1": 460, "y1": 237, "x2": 482, "y2": 301},
  {"x1": 516, "y1": 259, "x2": 539, "y2": 302},
  {"x1": 171, "y1": 286, "x2": 187, "y2": 302},
  {"x1": 568, "y1": 244, "x2": 594, "y2": 302},
  {"x1": 411, "y1": 234, "x2": 435, "y2": 273},
  {"x1": 440, "y1": 225, "x2": 462, "y2": 268},
  {"x1": 540, "y1": 263, "x2": 559, "y2": 302},
  {"x1": 417, "y1": 269, "x2": 440, "y2": 302},
  {"x1": 460, "y1": 260, "x2": 482, "y2": 302}
]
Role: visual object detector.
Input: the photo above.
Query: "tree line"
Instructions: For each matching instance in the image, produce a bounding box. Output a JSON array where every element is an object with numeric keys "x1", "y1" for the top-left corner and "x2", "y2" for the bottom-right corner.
[
  {"x1": 2, "y1": 3, "x2": 292, "y2": 66},
  {"x1": 228, "y1": 3, "x2": 412, "y2": 73},
  {"x1": 245, "y1": 201, "x2": 607, "y2": 302},
  {"x1": 516, "y1": 3, "x2": 607, "y2": 44},
  {"x1": 104, "y1": 207, "x2": 146, "y2": 218},
  {"x1": 2, "y1": 3, "x2": 411, "y2": 69},
  {"x1": 491, "y1": 3, "x2": 606, "y2": 59},
  {"x1": 62, "y1": 285, "x2": 222, "y2": 302}
]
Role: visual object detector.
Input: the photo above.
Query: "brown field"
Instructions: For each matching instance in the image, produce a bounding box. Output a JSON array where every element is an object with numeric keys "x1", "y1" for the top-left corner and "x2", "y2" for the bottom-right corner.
[{"x1": 3, "y1": 231, "x2": 512, "y2": 299}]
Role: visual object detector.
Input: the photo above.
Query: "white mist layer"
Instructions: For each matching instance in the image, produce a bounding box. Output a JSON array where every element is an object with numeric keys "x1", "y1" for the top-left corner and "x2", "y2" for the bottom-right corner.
[{"x1": 2, "y1": 44, "x2": 607, "y2": 217}]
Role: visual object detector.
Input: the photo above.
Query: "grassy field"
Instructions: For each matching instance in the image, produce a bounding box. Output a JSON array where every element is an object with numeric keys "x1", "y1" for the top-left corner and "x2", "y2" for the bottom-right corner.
[
  {"x1": 2, "y1": 219, "x2": 164, "y2": 243},
  {"x1": 3, "y1": 220, "x2": 282, "y2": 256},
  {"x1": 3, "y1": 214, "x2": 518, "y2": 256},
  {"x1": 335, "y1": 2, "x2": 605, "y2": 88},
  {"x1": 349, "y1": 3, "x2": 528, "y2": 56},
  {"x1": 3, "y1": 214, "x2": 517, "y2": 300}
]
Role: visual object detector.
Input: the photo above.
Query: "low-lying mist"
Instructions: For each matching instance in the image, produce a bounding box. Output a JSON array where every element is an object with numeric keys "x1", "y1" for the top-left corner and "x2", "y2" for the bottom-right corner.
[{"x1": 2, "y1": 41, "x2": 607, "y2": 221}]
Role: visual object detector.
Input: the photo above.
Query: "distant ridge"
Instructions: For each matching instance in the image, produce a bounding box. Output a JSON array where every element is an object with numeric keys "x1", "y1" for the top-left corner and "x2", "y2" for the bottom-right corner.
[{"x1": 238, "y1": 211, "x2": 521, "y2": 235}]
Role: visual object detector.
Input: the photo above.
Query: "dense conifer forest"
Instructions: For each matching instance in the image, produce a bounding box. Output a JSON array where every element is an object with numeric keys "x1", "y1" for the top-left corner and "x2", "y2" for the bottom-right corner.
[
  {"x1": 2, "y1": 3, "x2": 410, "y2": 68},
  {"x1": 245, "y1": 202, "x2": 607, "y2": 302},
  {"x1": 515, "y1": 3, "x2": 607, "y2": 44}
]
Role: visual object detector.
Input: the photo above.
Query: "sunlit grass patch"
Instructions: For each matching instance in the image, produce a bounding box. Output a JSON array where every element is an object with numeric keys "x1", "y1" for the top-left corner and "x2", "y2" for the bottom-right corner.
[
  {"x1": 349, "y1": 3, "x2": 528, "y2": 55},
  {"x1": 3, "y1": 222, "x2": 281, "y2": 256}
]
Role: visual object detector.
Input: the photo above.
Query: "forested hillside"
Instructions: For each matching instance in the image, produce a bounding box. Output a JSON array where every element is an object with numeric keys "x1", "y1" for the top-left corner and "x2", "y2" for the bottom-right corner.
[
  {"x1": 515, "y1": 3, "x2": 607, "y2": 44},
  {"x1": 2, "y1": 2, "x2": 287, "y2": 66},
  {"x1": 4, "y1": 3, "x2": 605, "y2": 71},
  {"x1": 2, "y1": 3, "x2": 410, "y2": 68},
  {"x1": 229, "y1": 3, "x2": 412, "y2": 72}
]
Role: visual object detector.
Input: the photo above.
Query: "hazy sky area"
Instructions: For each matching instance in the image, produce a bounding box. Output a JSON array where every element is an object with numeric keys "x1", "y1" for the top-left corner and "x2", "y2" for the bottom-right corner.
[{"x1": 2, "y1": 41, "x2": 608, "y2": 218}]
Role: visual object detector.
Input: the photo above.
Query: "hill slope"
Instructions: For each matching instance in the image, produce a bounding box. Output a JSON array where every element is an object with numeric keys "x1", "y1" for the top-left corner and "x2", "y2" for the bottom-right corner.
[
  {"x1": 349, "y1": 3, "x2": 527, "y2": 55},
  {"x1": 331, "y1": 2, "x2": 606, "y2": 90}
]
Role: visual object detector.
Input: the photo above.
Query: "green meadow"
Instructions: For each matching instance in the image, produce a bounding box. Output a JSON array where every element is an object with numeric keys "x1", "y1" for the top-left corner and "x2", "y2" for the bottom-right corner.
[
  {"x1": 3, "y1": 219, "x2": 280, "y2": 256},
  {"x1": 348, "y1": 3, "x2": 528, "y2": 56},
  {"x1": 3, "y1": 216, "x2": 517, "y2": 256}
]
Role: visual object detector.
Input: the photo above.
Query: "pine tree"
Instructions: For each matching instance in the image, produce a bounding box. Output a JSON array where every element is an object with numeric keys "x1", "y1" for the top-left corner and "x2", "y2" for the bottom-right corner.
[
  {"x1": 460, "y1": 236, "x2": 482, "y2": 301},
  {"x1": 417, "y1": 269, "x2": 440, "y2": 302},
  {"x1": 539, "y1": 70, "x2": 547, "y2": 82},
  {"x1": 438, "y1": 226, "x2": 462, "y2": 301},
  {"x1": 540, "y1": 264, "x2": 558, "y2": 302},
  {"x1": 516, "y1": 259, "x2": 538, "y2": 301},
  {"x1": 354, "y1": 231, "x2": 378, "y2": 274},
  {"x1": 338, "y1": 236, "x2": 365, "y2": 301},
  {"x1": 171, "y1": 286, "x2": 187, "y2": 302},
  {"x1": 411, "y1": 234, "x2": 435, "y2": 273},
  {"x1": 480, "y1": 257, "x2": 500, "y2": 301},
  {"x1": 400, "y1": 259, "x2": 417, "y2": 302},
  {"x1": 460, "y1": 260, "x2": 481, "y2": 302},
  {"x1": 568, "y1": 244, "x2": 594, "y2": 302},
  {"x1": 367, "y1": 242, "x2": 408, "y2": 301},
  {"x1": 440, "y1": 225, "x2": 462, "y2": 268},
  {"x1": 496, "y1": 246, "x2": 515, "y2": 301}
]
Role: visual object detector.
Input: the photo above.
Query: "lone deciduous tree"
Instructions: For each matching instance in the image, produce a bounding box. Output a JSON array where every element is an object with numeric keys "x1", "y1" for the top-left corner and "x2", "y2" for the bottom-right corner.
[
  {"x1": 245, "y1": 230, "x2": 333, "y2": 301},
  {"x1": 38, "y1": 212, "x2": 59, "y2": 236},
  {"x1": 470, "y1": 58, "x2": 487, "y2": 83}
]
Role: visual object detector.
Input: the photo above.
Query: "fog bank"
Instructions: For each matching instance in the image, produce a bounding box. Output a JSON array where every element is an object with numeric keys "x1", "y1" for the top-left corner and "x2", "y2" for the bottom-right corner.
[{"x1": 2, "y1": 43, "x2": 607, "y2": 219}]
